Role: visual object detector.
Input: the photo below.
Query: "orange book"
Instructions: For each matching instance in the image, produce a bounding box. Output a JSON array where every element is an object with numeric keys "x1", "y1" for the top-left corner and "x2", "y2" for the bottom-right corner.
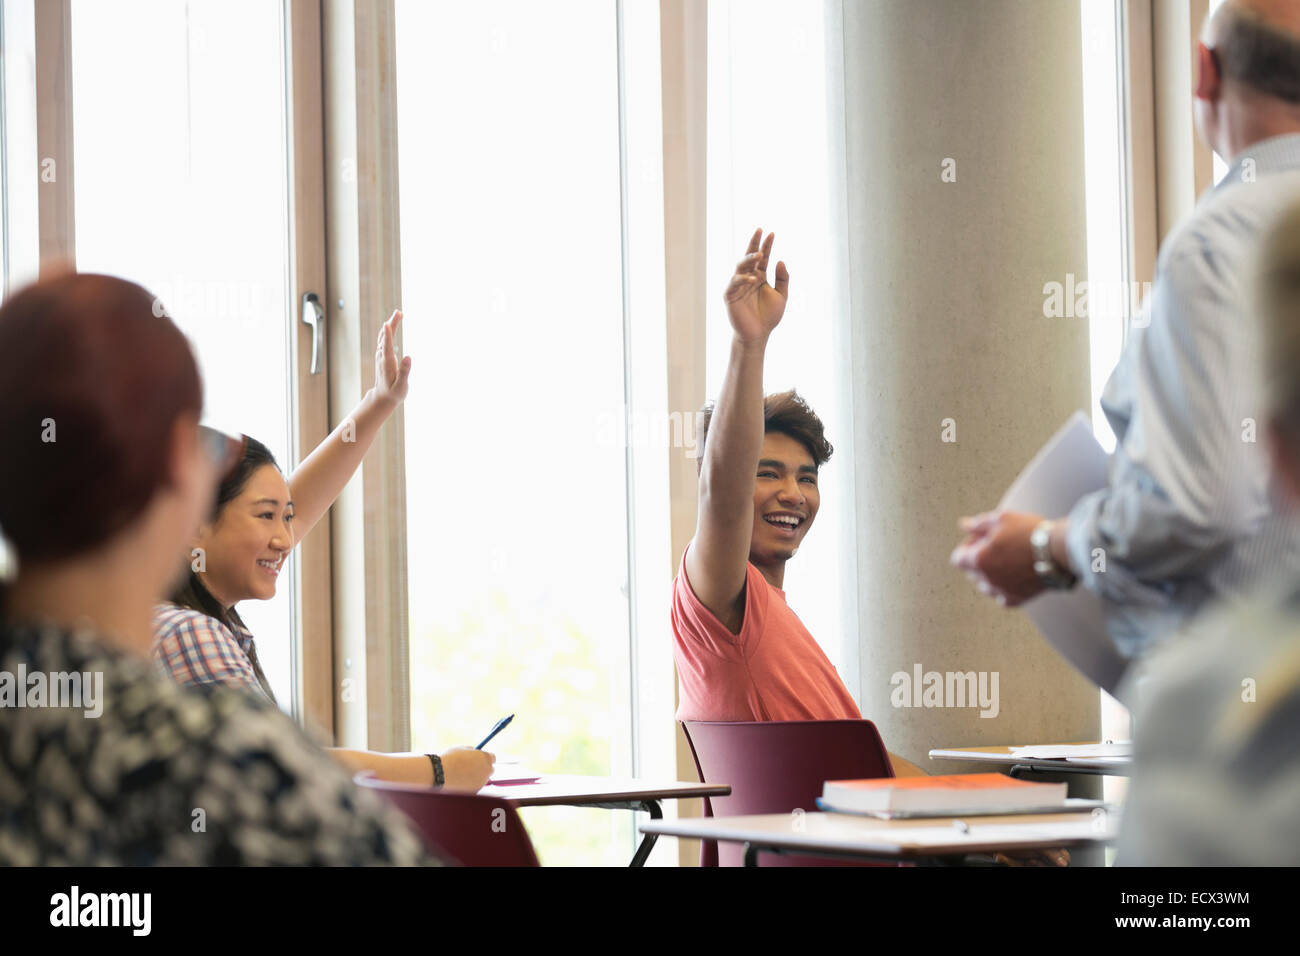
[{"x1": 820, "y1": 773, "x2": 1067, "y2": 817}]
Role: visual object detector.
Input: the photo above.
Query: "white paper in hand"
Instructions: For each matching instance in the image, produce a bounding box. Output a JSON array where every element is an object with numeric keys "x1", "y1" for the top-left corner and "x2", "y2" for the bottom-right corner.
[{"x1": 998, "y1": 412, "x2": 1128, "y2": 693}]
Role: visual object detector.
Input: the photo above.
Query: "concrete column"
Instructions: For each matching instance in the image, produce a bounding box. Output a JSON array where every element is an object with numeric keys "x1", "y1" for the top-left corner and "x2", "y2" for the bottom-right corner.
[{"x1": 840, "y1": 1, "x2": 1101, "y2": 790}]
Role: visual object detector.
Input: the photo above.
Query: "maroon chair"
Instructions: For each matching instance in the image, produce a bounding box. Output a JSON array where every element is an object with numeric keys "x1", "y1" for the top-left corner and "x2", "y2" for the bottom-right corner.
[
  {"x1": 681, "y1": 719, "x2": 896, "y2": 867},
  {"x1": 355, "y1": 774, "x2": 540, "y2": 867}
]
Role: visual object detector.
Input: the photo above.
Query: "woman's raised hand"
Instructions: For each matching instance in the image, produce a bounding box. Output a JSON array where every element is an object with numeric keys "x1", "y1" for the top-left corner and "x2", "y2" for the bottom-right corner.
[
  {"x1": 723, "y1": 228, "x2": 790, "y2": 344},
  {"x1": 373, "y1": 309, "x2": 413, "y2": 407}
]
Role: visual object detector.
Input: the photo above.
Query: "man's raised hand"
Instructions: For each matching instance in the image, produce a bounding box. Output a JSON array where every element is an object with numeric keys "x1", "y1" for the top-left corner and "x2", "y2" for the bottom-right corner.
[{"x1": 724, "y1": 228, "x2": 789, "y2": 343}]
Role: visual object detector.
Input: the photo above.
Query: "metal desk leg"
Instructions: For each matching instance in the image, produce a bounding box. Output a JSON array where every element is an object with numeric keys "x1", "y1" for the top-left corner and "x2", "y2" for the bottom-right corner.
[
  {"x1": 628, "y1": 799, "x2": 662, "y2": 868},
  {"x1": 1010, "y1": 763, "x2": 1121, "y2": 778}
]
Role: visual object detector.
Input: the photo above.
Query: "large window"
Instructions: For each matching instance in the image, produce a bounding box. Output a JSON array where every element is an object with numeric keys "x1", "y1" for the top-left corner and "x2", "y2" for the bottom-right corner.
[
  {"x1": 1, "y1": 0, "x2": 39, "y2": 295},
  {"x1": 1081, "y1": 0, "x2": 1126, "y2": 455},
  {"x1": 706, "y1": 0, "x2": 859, "y2": 696},
  {"x1": 70, "y1": 0, "x2": 298, "y2": 706},
  {"x1": 1210, "y1": 0, "x2": 1229, "y2": 184},
  {"x1": 1080, "y1": 0, "x2": 1133, "y2": 815},
  {"x1": 395, "y1": 0, "x2": 635, "y2": 866}
]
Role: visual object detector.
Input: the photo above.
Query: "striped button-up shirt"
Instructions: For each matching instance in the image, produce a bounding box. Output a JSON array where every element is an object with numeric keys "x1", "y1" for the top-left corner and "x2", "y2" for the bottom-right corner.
[
  {"x1": 1065, "y1": 134, "x2": 1300, "y2": 659},
  {"x1": 153, "y1": 602, "x2": 277, "y2": 703}
]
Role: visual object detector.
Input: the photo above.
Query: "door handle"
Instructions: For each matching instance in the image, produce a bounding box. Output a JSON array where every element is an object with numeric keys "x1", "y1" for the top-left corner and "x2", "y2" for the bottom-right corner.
[{"x1": 301, "y1": 292, "x2": 324, "y2": 375}]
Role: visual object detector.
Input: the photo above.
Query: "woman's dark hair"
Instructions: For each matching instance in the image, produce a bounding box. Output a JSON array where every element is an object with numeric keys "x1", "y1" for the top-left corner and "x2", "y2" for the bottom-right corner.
[
  {"x1": 168, "y1": 436, "x2": 280, "y2": 631},
  {"x1": 0, "y1": 273, "x2": 203, "y2": 613}
]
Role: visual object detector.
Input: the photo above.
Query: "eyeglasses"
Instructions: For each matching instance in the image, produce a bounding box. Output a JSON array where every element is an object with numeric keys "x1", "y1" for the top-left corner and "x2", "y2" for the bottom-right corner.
[{"x1": 198, "y1": 424, "x2": 247, "y2": 484}]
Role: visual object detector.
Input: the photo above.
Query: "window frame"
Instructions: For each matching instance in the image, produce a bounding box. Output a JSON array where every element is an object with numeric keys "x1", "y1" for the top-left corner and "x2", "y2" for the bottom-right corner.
[
  {"x1": 23, "y1": 0, "x2": 339, "y2": 736},
  {"x1": 286, "y1": 0, "x2": 336, "y2": 738}
]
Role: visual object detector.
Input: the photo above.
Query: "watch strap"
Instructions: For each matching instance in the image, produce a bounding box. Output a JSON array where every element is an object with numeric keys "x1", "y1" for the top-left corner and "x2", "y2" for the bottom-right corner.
[{"x1": 1030, "y1": 520, "x2": 1076, "y2": 589}]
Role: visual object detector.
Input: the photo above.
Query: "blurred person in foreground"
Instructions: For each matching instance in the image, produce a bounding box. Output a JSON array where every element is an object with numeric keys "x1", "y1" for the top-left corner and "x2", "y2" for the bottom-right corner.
[
  {"x1": 0, "y1": 272, "x2": 437, "y2": 864},
  {"x1": 1118, "y1": 198, "x2": 1300, "y2": 866},
  {"x1": 952, "y1": 0, "x2": 1300, "y2": 666}
]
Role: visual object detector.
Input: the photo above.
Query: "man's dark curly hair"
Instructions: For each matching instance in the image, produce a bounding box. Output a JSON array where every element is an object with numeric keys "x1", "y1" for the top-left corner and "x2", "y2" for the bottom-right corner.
[{"x1": 695, "y1": 389, "x2": 833, "y2": 473}]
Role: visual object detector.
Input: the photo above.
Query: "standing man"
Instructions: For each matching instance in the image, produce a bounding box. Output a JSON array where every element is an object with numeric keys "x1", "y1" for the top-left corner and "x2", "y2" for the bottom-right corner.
[
  {"x1": 953, "y1": 0, "x2": 1300, "y2": 664},
  {"x1": 1118, "y1": 198, "x2": 1300, "y2": 865}
]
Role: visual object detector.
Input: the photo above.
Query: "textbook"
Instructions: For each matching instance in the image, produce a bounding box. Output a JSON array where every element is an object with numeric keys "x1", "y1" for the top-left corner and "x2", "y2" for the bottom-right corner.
[
  {"x1": 1008, "y1": 741, "x2": 1132, "y2": 760},
  {"x1": 819, "y1": 773, "x2": 1068, "y2": 817}
]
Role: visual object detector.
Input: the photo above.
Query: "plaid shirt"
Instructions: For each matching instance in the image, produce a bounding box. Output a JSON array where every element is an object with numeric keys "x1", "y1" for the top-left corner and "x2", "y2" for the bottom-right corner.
[{"x1": 153, "y1": 602, "x2": 276, "y2": 703}]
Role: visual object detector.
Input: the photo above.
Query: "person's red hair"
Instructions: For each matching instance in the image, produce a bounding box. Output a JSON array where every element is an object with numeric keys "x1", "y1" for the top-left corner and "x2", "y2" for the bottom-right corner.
[{"x1": 0, "y1": 273, "x2": 202, "y2": 583}]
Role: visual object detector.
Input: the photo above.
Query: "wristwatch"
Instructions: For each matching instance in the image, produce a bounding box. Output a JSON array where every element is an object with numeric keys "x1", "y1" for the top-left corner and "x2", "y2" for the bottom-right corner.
[{"x1": 1030, "y1": 520, "x2": 1076, "y2": 590}]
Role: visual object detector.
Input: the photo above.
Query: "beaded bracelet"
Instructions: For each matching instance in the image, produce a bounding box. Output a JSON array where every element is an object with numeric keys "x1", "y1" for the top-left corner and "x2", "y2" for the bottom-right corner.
[{"x1": 427, "y1": 753, "x2": 444, "y2": 787}]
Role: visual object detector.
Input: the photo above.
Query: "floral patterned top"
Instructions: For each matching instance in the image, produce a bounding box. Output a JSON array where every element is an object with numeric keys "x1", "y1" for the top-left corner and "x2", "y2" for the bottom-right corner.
[{"x1": 0, "y1": 619, "x2": 440, "y2": 865}]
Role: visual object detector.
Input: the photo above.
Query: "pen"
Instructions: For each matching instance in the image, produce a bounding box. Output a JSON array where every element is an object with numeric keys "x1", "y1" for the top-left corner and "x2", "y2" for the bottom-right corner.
[{"x1": 476, "y1": 714, "x2": 514, "y2": 750}]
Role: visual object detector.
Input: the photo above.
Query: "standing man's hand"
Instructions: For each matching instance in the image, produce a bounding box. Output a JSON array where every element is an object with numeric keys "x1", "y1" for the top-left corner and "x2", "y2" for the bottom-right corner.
[
  {"x1": 725, "y1": 228, "x2": 789, "y2": 343},
  {"x1": 950, "y1": 510, "x2": 1046, "y2": 607}
]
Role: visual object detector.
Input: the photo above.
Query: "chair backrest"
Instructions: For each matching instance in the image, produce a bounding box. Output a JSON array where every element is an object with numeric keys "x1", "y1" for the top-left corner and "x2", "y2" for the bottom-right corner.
[
  {"x1": 681, "y1": 719, "x2": 896, "y2": 867},
  {"x1": 355, "y1": 775, "x2": 540, "y2": 867}
]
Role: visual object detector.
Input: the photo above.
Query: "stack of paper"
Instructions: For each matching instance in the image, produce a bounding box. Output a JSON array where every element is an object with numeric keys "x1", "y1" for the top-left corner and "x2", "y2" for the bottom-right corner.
[
  {"x1": 998, "y1": 412, "x2": 1128, "y2": 693},
  {"x1": 1008, "y1": 742, "x2": 1132, "y2": 760}
]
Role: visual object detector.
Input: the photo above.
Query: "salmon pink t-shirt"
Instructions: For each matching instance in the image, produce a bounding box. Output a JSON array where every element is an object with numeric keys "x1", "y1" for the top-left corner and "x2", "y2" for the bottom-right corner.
[{"x1": 671, "y1": 543, "x2": 862, "y2": 721}]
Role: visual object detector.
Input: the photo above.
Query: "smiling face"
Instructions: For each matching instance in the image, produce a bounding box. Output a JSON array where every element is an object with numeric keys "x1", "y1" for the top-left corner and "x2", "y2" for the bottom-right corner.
[
  {"x1": 749, "y1": 431, "x2": 820, "y2": 567},
  {"x1": 194, "y1": 463, "x2": 294, "y2": 608}
]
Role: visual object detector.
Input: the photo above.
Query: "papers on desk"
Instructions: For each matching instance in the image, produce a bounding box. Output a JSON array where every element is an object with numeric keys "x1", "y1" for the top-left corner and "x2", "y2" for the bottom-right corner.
[
  {"x1": 878, "y1": 818, "x2": 1118, "y2": 847},
  {"x1": 1007, "y1": 742, "x2": 1132, "y2": 760},
  {"x1": 998, "y1": 412, "x2": 1128, "y2": 693},
  {"x1": 487, "y1": 761, "x2": 543, "y2": 785}
]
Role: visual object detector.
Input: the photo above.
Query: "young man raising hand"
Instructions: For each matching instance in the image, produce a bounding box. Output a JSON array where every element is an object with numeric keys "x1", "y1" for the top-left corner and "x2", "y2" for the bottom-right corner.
[{"x1": 672, "y1": 228, "x2": 923, "y2": 776}]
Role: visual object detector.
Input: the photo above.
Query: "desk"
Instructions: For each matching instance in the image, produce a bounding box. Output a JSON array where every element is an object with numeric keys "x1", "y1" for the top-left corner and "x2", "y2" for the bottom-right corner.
[
  {"x1": 480, "y1": 775, "x2": 731, "y2": 866},
  {"x1": 928, "y1": 742, "x2": 1132, "y2": 778},
  {"x1": 639, "y1": 807, "x2": 1118, "y2": 866}
]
